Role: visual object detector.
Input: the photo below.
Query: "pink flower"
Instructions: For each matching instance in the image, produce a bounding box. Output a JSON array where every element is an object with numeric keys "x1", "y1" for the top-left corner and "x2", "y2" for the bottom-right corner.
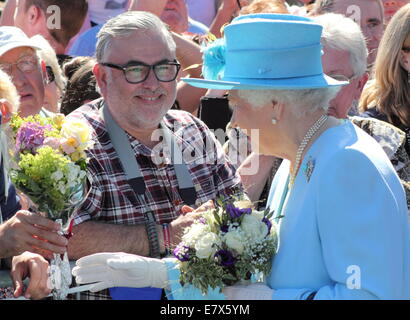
[
  {"x1": 60, "y1": 137, "x2": 78, "y2": 154},
  {"x1": 43, "y1": 137, "x2": 61, "y2": 150}
]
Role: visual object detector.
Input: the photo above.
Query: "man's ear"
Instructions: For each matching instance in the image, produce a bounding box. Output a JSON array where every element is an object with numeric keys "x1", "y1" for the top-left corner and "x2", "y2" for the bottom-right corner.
[
  {"x1": 0, "y1": 99, "x2": 13, "y2": 124},
  {"x1": 353, "y1": 72, "x2": 369, "y2": 100},
  {"x1": 26, "y1": 4, "x2": 42, "y2": 26},
  {"x1": 93, "y1": 63, "x2": 107, "y2": 95}
]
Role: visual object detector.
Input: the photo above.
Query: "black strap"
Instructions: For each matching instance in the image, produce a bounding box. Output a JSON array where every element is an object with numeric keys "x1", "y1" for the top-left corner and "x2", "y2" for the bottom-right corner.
[{"x1": 100, "y1": 104, "x2": 197, "y2": 204}]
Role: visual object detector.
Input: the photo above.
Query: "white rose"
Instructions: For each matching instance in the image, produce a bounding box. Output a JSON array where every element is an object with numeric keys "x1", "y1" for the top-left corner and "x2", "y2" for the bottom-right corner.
[
  {"x1": 183, "y1": 223, "x2": 208, "y2": 246},
  {"x1": 241, "y1": 214, "x2": 268, "y2": 242},
  {"x1": 194, "y1": 232, "x2": 220, "y2": 259},
  {"x1": 224, "y1": 229, "x2": 245, "y2": 254}
]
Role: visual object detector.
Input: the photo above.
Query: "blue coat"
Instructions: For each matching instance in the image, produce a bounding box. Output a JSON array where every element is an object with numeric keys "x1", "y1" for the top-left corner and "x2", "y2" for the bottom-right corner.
[{"x1": 266, "y1": 120, "x2": 410, "y2": 299}]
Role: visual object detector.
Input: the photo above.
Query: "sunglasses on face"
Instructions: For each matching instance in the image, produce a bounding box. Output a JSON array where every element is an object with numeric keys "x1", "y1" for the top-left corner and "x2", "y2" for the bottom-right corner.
[{"x1": 100, "y1": 60, "x2": 181, "y2": 84}]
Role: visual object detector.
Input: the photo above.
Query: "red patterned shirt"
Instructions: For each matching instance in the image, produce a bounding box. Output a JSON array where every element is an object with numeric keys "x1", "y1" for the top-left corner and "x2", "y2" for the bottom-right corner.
[{"x1": 69, "y1": 98, "x2": 242, "y2": 227}]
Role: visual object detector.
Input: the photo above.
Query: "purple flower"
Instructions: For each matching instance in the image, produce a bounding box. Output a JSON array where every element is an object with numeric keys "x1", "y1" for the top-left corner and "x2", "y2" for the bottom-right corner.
[
  {"x1": 16, "y1": 122, "x2": 52, "y2": 153},
  {"x1": 173, "y1": 244, "x2": 191, "y2": 262},
  {"x1": 220, "y1": 225, "x2": 229, "y2": 233},
  {"x1": 262, "y1": 217, "x2": 272, "y2": 235},
  {"x1": 215, "y1": 249, "x2": 236, "y2": 267},
  {"x1": 226, "y1": 204, "x2": 251, "y2": 219},
  {"x1": 198, "y1": 217, "x2": 207, "y2": 225}
]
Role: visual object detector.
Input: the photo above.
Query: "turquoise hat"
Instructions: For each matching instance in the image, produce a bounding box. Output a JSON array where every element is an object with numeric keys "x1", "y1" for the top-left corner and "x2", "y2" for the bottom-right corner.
[{"x1": 182, "y1": 13, "x2": 348, "y2": 90}]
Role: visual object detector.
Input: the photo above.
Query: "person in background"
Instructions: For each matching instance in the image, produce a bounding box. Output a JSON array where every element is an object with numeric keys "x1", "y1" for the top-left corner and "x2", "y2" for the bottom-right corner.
[
  {"x1": 0, "y1": 27, "x2": 47, "y2": 118},
  {"x1": 382, "y1": 0, "x2": 408, "y2": 24},
  {"x1": 209, "y1": 0, "x2": 250, "y2": 38},
  {"x1": 0, "y1": 69, "x2": 67, "y2": 300},
  {"x1": 240, "y1": 0, "x2": 290, "y2": 15},
  {"x1": 12, "y1": 0, "x2": 88, "y2": 55},
  {"x1": 311, "y1": 0, "x2": 384, "y2": 69},
  {"x1": 359, "y1": 4, "x2": 410, "y2": 196},
  {"x1": 60, "y1": 57, "x2": 100, "y2": 115},
  {"x1": 31, "y1": 34, "x2": 66, "y2": 113}
]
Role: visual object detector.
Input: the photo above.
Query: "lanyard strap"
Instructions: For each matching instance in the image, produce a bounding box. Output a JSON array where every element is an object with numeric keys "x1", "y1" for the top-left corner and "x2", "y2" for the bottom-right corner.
[{"x1": 100, "y1": 104, "x2": 197, "y2": 205}]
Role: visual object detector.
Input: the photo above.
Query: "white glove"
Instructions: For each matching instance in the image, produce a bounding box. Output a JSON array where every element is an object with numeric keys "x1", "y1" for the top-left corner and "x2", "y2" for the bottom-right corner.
[
  {"x1": 71, "y1": 252, "x2": 168, "y2": 292},
  {"x1": 222, "y1": 283, "x2": 274, "y2": 300}
]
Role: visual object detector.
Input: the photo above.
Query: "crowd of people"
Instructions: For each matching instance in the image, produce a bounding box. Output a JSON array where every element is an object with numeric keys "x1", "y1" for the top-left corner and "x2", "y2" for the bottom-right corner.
[{"x1": 0, "y1": 0, "x2": 409, "y2": 300}]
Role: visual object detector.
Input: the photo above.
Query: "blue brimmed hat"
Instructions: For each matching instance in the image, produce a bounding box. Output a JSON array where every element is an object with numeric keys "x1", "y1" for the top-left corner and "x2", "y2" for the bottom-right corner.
[{"x1": 182, "y1": 14, "x2": 348, "y2": 90}]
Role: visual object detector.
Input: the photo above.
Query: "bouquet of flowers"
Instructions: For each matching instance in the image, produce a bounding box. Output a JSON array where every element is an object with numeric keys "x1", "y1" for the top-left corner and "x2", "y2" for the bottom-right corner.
[
  {"x1": 5, "y1": 113, "x2": 94, "y2": 299},
  {"x1": 7, "y1": 113, "x2": 93, "y2": 226},
  {"x1": 173, "y1": 197, "x2": 278, "y2": 295}
]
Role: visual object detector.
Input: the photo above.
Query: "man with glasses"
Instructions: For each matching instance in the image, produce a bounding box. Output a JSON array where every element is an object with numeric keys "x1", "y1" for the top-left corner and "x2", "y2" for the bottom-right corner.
[
  {"x1": 0, "y1": 26, "x2": 50, "y2": 118},
  {"x1": 66, "y1": 11, "x2": 242, "y2": 300}
]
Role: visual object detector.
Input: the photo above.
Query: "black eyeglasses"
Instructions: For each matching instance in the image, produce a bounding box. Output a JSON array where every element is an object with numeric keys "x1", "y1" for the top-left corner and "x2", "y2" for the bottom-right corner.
[
  {"x1": 46, "y1": 66, "x2": 55, "y2": 84},
  {"x1": 100, "y1": 60, "x2": 181, "y2": 84}
]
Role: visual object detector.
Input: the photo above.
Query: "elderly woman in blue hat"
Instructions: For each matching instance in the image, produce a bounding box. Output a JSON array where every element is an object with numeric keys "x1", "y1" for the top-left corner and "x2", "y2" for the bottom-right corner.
[{"x1": 72, "y1": 14, "x2": 410, "y2": 300}]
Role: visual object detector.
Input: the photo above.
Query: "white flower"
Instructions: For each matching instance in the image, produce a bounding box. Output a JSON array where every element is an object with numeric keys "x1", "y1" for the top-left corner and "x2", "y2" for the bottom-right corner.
[
  {"x1": 250, "y1": 210, "x2": 265, "y2": 220},
  {"x1": 224, "y1": 229, "x2": 245, "y2": 254},
  {"x1": 241, "y1": 214, "x2": 268, "y2": 243},
  {"x1": 51, "y1": 170, "x2": 64, "y2": 181},
  {"x1": 182, "y1": 223, "x2": 208, "y2": 246},
  {"x1": 194, "y1": 232, "x2": 220, "y2": 259},
  {"x1": 67, "y1": 164, "x2": 80, "y2": 182},
  {"x1": 57, "y1": 181, "x2": 67, "y2": 194}
]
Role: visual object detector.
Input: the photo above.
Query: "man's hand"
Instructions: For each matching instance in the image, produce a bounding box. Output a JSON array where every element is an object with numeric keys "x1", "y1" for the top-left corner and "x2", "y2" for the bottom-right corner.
[
  {"x1": 0, "y1": 210, "x2": 68, "y2": 259},
  {"x1": 11, "y1": 252, "x2": 51, "y2": 300},
  {"x1": 170, "y1": 200, "x2": 215, "y2": 245},
  {"x1": 219, "y1": 0, "x2": 249, "y2": 13}
]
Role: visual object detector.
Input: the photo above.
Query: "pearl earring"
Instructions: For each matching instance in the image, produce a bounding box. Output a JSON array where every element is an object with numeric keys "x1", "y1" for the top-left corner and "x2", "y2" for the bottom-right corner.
[{"x1": 272, "y1": 118, "x2": 277, "y2": 125}]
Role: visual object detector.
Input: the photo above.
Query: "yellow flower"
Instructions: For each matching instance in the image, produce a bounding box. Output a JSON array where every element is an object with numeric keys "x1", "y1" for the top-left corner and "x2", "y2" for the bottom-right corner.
[
  {"x1": 233, "y1": 200, "x2": 254, "y2": 209},
  {"x1": 70, "y1": 150, "x2": 85, "y2": 162},
  {"x1": 52, "y1": 113, "x2": 65, "y2": 129}
]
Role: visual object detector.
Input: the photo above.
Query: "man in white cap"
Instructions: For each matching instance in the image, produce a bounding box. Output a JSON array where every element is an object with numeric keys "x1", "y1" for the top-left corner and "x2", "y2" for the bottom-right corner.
[
  {"x1": 0, "y1": 27, "x2": 67, "y2": 300},
  {"x1": 0, "y1": 26, "x2": 48, "y2": 117}
]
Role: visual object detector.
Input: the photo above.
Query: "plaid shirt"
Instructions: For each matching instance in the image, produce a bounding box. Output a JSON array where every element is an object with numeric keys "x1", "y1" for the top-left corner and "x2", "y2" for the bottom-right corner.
[{"x1": 67, "y1": 99, "x2": 242, "y2": 299}]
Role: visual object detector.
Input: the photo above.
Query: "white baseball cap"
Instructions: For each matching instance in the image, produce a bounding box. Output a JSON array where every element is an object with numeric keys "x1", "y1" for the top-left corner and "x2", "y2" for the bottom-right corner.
[{"x1": 0, "y1": 26, "x2": 41, "y2": 57}]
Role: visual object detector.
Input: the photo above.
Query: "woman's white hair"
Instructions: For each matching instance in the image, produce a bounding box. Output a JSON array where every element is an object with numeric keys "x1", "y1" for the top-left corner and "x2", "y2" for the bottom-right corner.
[
  {"x1": 96, "y1": 11, "x2": 176, "y2": 63},
  {"x1": 238, "y1": 87, "x2": 340, "y2": 117},
  {"x1": 31, "y1": 34, "x2": 66, "y2": 92},
  {"x1": 313, "y1": 13, "x2": 368, "y2": 78}
]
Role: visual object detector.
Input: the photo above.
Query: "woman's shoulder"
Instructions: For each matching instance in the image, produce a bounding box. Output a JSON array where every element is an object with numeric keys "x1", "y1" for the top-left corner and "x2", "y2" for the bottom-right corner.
[{"x1": 360, "y1": 107, "x2": 388, "y2": 122}]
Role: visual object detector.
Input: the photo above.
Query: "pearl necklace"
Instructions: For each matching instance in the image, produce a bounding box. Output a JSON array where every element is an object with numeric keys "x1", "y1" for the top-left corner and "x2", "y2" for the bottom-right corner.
[{"x1": 289, "y1": 114, "x2": 328, "y2": 188}]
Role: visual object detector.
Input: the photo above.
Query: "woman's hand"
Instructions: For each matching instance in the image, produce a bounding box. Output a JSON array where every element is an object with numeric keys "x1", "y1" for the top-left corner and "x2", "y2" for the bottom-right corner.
[{"x1": 72, "y1": 252, "x2": 168, "y2": 292}]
